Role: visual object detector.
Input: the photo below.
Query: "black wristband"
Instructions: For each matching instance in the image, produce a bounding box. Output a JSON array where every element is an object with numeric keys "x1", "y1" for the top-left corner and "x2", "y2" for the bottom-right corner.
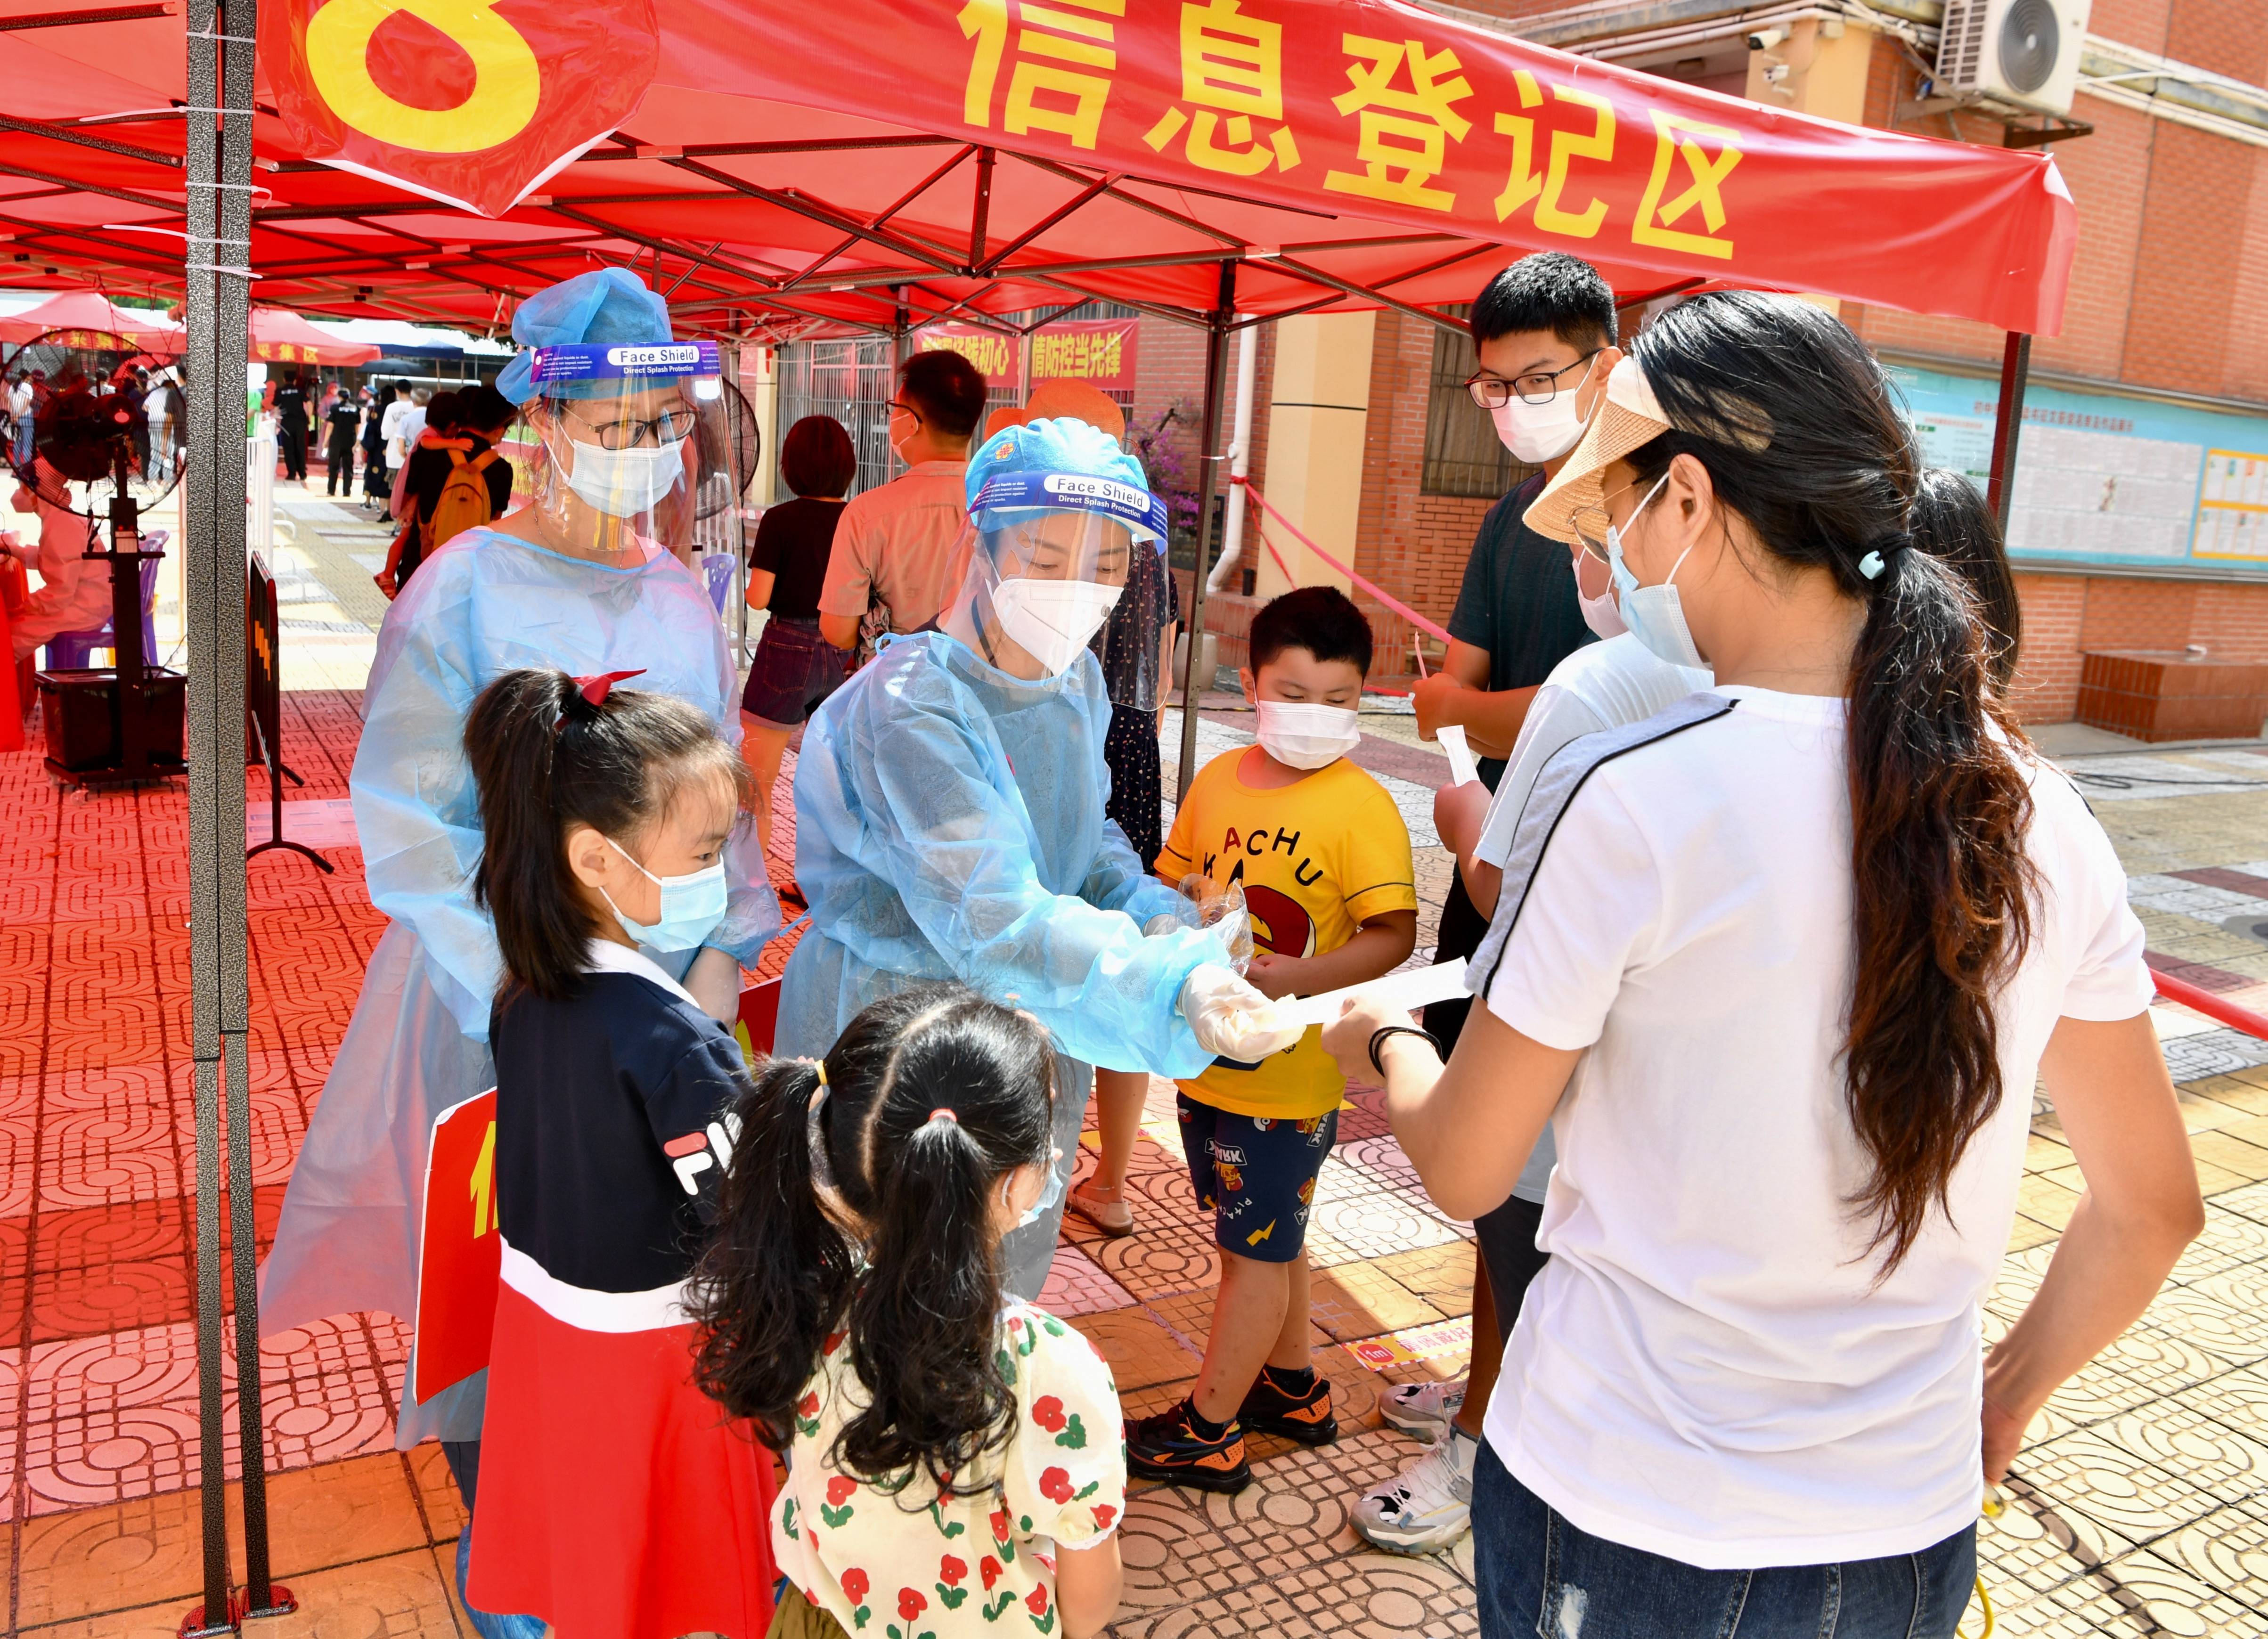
[{"x1": 1367, "y1": 1024, "x2": 1444, "y2": 1077}]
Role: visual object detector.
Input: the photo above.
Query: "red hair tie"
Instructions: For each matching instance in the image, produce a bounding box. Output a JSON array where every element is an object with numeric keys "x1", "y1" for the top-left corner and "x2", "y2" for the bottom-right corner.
[
  {"x1": 572, "y1": 669, "x2": 644, "y2": 707},
  {"x1": 927, "y1": 1108, "x2": 959, "y2": 1125}
]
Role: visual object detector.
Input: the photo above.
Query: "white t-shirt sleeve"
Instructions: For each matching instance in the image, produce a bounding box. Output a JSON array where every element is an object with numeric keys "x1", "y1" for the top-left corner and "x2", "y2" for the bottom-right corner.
[
  {"x1": 2044, "y1": 777, "x2": 2154, "y2": 1022},
  {"x1": 1483, "y1": 770, "x2": 1660, "y2": 1052},
  {"x1": 1473, "y1": 684, "x2": 1609, "y2": 870}
]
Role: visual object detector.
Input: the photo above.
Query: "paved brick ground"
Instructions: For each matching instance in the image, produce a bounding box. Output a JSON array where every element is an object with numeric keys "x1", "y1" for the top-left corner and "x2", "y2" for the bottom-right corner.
[{"x1": 9, "y1": 511, "x2": 2268, "y2": 1632}]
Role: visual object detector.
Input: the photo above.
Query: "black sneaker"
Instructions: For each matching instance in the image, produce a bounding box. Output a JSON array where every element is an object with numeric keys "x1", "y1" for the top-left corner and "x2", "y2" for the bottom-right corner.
[
  {"x1": 1238, "y1": 1369, "x2": 1338, "y2": 1446},
  {"x1": 1125, "y1": 1402, "x2": 1252, "y2": 1493}
]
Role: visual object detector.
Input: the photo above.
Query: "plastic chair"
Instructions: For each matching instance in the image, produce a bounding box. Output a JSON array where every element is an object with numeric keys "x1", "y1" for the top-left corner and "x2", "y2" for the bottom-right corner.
[
  {"x1": 44, "y1": 533, "x2": 166, "y2": 669},
  {"x1": 701, "y1": 551, "x2": 735, "y2": 616}
]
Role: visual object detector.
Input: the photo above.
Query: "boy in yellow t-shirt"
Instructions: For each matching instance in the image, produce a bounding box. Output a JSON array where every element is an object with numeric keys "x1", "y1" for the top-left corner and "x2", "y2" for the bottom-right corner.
[{"x1": 1126, "y1": 587, "x2": 1417, "y2": 1493}]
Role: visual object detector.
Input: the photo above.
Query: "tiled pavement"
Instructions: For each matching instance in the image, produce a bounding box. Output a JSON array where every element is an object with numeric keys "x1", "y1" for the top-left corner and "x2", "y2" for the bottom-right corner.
[{"x1": 9, "y1": 572, "x2": 2268, "y2": 1632}]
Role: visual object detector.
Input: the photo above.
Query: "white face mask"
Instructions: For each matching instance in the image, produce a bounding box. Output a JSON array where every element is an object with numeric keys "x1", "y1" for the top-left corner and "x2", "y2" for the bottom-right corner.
[
  {"x1": 1487, "y1": 361, "x2": 1593, "y2": 465},
  {"x1": 991, "y1": 577, "x2": 1122, "y2": 676},
  {"x1": 1254, "y1": 700, "x2": 1361, "y2": 770},
  {"x1": 1570, "y1": 545, "x2": 1627, "y2": 639},
  {"x1": 562, "y1": 434, "x2": 685, "y2": 518}
]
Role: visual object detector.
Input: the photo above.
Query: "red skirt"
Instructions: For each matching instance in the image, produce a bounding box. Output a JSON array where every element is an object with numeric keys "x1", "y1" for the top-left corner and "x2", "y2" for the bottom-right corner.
[{"x1": 469, "y1": 1280, "x2": 778, "y2": 1639}]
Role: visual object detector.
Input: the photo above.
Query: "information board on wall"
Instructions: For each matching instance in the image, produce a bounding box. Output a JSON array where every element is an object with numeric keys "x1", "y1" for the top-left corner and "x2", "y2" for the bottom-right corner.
[{"x1": 1894, "y1": 366, "x2": 2268, "y2": 569}]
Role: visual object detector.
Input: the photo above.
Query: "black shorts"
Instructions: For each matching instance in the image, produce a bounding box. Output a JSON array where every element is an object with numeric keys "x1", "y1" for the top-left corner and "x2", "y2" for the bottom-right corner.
[
  {"x1": 741, "y1": 616, "x2": 848, "y2": 727},
  {"x1": 1177, "y1": 1094, "x2": 1337, "y2": 1264}
]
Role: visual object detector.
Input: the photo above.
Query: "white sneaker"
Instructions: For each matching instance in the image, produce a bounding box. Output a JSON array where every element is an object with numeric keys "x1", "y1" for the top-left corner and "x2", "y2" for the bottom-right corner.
[
  {"x1": 1353, "y1": 1426, "x2": 1476, "y2": 1553},
  {"x1": 1379, "y1": 1377, "x2": 1466, "y2": 1440}
]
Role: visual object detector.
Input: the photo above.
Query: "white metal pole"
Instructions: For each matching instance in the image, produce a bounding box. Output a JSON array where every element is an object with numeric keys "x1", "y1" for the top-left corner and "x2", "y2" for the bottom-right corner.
[{"x1": 1207, "y1": 316, "x2": 1256, "y2": 595}]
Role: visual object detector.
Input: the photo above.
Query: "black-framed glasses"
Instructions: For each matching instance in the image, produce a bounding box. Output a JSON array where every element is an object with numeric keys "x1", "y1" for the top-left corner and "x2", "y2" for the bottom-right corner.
[
  {"x1": 888, "y1": 398, "x2": 923, "y2": 428},
  {"x1": 1466, "y1": 350, "x2": 1601, "y2": 410},
  {"x1": 564, "y1": 405, "x2": 699, "y2": 449}
]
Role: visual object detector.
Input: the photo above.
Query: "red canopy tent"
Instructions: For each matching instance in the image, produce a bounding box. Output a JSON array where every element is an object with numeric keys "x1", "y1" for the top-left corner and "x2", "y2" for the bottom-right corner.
[
  {"x1": 0, "y1": 0, "x2": 2071, "y2": 337},
  {"x1": 0, "y1": 286, "x2": 181, "y2": 348},
  {"x1": 245, "y1": 305, "x2": 379, "y2": 365},
  {"x1": 0, "y1": 0, "x2": 2077, "y2": 1625}
]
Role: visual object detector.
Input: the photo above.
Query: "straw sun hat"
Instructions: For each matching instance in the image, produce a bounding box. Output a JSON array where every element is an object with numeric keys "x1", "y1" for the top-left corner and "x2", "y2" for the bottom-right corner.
[{"x1": 1524, "y1": 353, "x2": 1774, "y2": 551}]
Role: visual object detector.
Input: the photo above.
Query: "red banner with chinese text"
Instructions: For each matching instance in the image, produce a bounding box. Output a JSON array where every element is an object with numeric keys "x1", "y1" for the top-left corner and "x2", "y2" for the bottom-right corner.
[
  {"x1": 664, "y1": 0, "x2": 2074, "y2": 334},
  {"x1": 916, "y1": 324, "x2": 1022, "y2": 391},
  {"x1": 1032, "y1": 318, "x2": 1137, "y2": 394},
  {"x1": 260, "y1": 0, "x2": 661, "y2": 219}
]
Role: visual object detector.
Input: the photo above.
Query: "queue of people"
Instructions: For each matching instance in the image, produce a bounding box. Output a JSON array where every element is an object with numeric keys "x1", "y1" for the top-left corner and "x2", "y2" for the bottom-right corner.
[{"x1": 257, "y1": 254, "x2": 2203, "y2": 1639}]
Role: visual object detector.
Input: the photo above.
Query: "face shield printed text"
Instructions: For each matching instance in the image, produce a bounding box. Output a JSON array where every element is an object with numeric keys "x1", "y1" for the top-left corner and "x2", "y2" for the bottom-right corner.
[
  {"x1": 971, "y1": 470, "x2": 1170, "y2": 544},
  {"x1": 526, "y1": 341, "x2": 723, "y2": 386}
]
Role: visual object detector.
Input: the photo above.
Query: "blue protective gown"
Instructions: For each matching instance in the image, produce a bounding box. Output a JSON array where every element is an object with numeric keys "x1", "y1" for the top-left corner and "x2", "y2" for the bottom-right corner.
[
  {"x1": 779, "y1": 631, "x2": 1222, "y2": 1296},
  {"x1": 260, "y1": 526, "x2": 779, "y2": 1445}
]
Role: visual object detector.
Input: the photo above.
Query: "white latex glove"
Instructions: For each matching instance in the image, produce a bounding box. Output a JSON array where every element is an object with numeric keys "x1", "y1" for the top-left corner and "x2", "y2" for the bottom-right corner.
[{"x1": 1179, "y1": 962, "x2": 1303, "y2": 1060}]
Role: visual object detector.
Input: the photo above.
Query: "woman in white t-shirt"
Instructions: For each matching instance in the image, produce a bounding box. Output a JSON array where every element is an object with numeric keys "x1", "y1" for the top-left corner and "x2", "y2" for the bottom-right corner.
[{"x1": 1325, "y1": 292, "x2": 2202, "y2": 1637}]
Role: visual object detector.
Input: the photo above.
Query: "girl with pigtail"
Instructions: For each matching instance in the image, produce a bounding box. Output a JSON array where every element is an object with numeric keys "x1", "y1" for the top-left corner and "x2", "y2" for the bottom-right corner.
[
  {"x1": 691, "y1": 984, "x2": 1126, "y2": 1639},
  {"x1": 456, "y1": 666, "x2": 777, "y2": 1639}
]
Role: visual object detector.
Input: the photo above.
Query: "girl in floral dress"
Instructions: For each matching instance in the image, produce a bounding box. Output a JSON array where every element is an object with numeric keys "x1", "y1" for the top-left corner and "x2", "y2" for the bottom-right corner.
[{"x1": 692, "y1": 985, "x2": 1127, "y2": 1639}]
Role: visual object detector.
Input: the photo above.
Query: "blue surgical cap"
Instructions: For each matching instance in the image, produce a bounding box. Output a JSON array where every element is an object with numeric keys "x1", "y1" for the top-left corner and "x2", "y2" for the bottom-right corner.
[
  {"x1": 495, "y1": 268, "x2": 677, "y2": 404},
  {"x1": 965, "y1": 416, "x2": 1164, "y2": 543}
]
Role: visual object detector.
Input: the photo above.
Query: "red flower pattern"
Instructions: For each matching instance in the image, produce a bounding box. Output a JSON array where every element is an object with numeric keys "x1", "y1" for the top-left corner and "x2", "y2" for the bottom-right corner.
[
  {"x1": 898, "y1": 1587, "x2": 927, "y2": 1621},
  {"x1": 991, "y1": 1507, "x2": 1012, "y2": 1542},
  {"x1": 1039, "y1": 1466, "x2": 1074, "y2": 1503},
  {"x1": 980, "y1": 1556, "x2": 1003, "y2": 1591},
  {"x1": 1091, "y1": 1502, "x2": 1117, "y2": 1530},
  {"x1": 1027, "y1": 1586, "x2": 1050, "y2": 1616},
  {"x1": 797, "y1": 1391, "x2": 821, "y2": 1419},
  {"x1": 826, "y1": 1475, "x2": 858, "y2": 1507},
  {"x1": 840, "y1": 1568, "x2": 869, "y2": 1604},
  {"x1": 1030, "y1": 1395, "x2": 1066, "y2": 1432},
  {"x1": 939, "y1": 1555, "x2": 967, "y2": 1587}
]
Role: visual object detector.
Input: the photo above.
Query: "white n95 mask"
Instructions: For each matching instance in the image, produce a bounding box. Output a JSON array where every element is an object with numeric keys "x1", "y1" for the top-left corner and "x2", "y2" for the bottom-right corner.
[
  {"x1": 563, "y1": 436, "x2": 684, "y2": 518},
  {"x1": 992, "y1": 578, "x2": 1122, "y2": 676},
  {"x1": 1254, "y1": 701, "x2": 1361, "y2": 770}
]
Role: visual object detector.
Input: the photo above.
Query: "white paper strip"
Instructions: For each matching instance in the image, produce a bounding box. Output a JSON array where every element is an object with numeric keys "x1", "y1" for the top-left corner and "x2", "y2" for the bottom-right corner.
[
  {"x1": 1436, "y1": 724, "x2": 1480, "y2": 787},
  {"x1": 1282, "y1": 957, "x2": 1469, "y2": 1029}
]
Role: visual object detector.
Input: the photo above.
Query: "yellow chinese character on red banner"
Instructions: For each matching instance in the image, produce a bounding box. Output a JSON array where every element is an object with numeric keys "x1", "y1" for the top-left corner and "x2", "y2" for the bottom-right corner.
[
  {"x1": 958, "y1": 0, "x2": 1121, "y2": 151},
  {"x1": 1141, "y1": 0, "x2": 1299, "y2": 179},
  {"x1": 1632, "y1": 110, "x2": 1742, "y2": 260},
  {"x1": 1322, "y1": 34, "x2": 1474, "y2": 212},
  {"x1": 1491, "y1": 69, "x2": 1615, "y2": 237}
]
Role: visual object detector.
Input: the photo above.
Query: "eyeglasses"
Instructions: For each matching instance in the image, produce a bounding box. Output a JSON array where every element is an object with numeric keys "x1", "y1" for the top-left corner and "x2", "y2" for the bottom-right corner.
[
  {"x1": 1465, "y1": 350, "x2": 1601, "y2": 410},
  {"x1": 888, "y1": 399, "x2": 923, "y2": 427},
  {"x1": 1567, "y1": 475, "x2": 1644, "y2": 564},
  {"x1": 563, "y1": 405, "x2": 699, "y2": 450}
]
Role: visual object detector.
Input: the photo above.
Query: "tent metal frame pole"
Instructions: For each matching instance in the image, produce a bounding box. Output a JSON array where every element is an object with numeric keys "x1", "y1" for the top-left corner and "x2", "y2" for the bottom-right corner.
[
  {"x1": 182, "y1": 0, "x2": 281, "y2": 1627},
  {"x1": 1175, "y1": 258, "x2": 1236, "y2": 804},
  {"x1": 1986, "y1": 330, "x2": 2031, "y2": 531}
]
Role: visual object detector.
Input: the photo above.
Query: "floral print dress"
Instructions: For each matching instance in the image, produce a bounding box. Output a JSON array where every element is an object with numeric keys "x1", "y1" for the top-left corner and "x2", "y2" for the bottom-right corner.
[{"x1": 773, "y1": 1299, "x2": 1127, "y2": 1637}]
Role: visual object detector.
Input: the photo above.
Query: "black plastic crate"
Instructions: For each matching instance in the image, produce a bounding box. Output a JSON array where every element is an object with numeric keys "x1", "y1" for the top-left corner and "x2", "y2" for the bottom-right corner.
[{"x1": 36, "y1": 667, "x2": 187, "y2": 772}]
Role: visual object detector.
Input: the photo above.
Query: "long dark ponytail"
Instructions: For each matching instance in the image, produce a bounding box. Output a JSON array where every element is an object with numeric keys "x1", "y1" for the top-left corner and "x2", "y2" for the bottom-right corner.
[
  {"x1": 464, "y1": 667, "x2": 746, "y2": 1002},
  {"x1": 1626, "y1": 292, "x2": 2036, "y2": 1271},
  {"x1": 690, "y1": 983, "x2": 1056, "y2": 1493}
]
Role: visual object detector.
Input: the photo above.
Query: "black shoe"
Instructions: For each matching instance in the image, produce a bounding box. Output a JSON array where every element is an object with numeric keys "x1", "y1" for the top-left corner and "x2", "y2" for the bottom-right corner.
[
  {"x1": 1125, "y1": 1402, "x2": 1252, "y2": 1493},
  {"x1": 1238, "y1": 1369, "x2": 1338, "y2": 1446}
]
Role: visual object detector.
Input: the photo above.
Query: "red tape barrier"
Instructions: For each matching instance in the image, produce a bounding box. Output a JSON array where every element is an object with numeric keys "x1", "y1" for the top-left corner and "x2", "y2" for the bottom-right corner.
[
  {"x1": 2154, "y1": 968, "x2": 2268, "y2": 1043},
  {"x1": 1232, "y1": 476, "x2": 1454, "y2": 648}
]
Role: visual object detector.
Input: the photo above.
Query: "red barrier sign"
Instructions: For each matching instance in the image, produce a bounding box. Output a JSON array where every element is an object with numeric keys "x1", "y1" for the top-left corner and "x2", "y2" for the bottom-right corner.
[
  {"x1": 413, "y1": 1087, "x2": 501, "y2": 1403},
  {"x1": 261, "y1": 0, "x2": 662, "y2": 218}
]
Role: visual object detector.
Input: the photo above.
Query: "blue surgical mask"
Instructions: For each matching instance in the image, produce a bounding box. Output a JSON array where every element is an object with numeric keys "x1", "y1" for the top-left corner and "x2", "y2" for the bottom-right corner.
[
  {"x1": 1004, "y1": 1144, "x2": 1066, "y2": 1232},
  {"x1": 602, "y1": 834, "x2": 729, "y2": 952},
  {"x1": 1607, "y1": 474, "x2": 1707, "y2": 670}
]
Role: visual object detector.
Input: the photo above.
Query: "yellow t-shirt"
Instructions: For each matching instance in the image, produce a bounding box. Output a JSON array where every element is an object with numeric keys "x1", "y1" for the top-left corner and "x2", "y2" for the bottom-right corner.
[{"x1": 1156, "y1": 750, "x2": 1417, "y2": 1119}]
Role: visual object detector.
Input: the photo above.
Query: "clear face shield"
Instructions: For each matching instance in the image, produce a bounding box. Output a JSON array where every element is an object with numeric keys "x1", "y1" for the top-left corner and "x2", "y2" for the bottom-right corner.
[
  {"x1": 950, "y1": 470, "x2": 1170, "y2": 681},
  {"x1": 519, "y1": 341, "x2": 725, "y2": 558}
]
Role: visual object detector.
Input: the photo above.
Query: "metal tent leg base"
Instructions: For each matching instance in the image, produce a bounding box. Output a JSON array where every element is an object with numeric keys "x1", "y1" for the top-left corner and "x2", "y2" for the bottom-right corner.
[{"x1": 176, "y1": 1584, "x2": 299, "y2": 1637}]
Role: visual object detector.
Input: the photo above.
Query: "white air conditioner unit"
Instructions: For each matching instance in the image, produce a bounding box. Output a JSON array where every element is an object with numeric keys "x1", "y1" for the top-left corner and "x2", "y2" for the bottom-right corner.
[{"x1": 1934, "y1": 0, "x2": 2091, "y2": 115}]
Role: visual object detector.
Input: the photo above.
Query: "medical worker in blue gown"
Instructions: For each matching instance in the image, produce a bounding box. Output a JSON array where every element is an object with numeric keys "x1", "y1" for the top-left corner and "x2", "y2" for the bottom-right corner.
[
  {"x1": 779, "y1": 416, "x2": 1299, "y2": 1298},
  {"x1": 261, "y1": 270, "x2": 778, "y2": 1460}
]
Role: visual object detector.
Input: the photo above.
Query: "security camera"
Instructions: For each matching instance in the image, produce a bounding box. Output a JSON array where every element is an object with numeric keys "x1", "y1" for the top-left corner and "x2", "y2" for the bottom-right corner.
[{"x1": 1746, "y1": 26, "x2": 1788, "y2": 49}]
